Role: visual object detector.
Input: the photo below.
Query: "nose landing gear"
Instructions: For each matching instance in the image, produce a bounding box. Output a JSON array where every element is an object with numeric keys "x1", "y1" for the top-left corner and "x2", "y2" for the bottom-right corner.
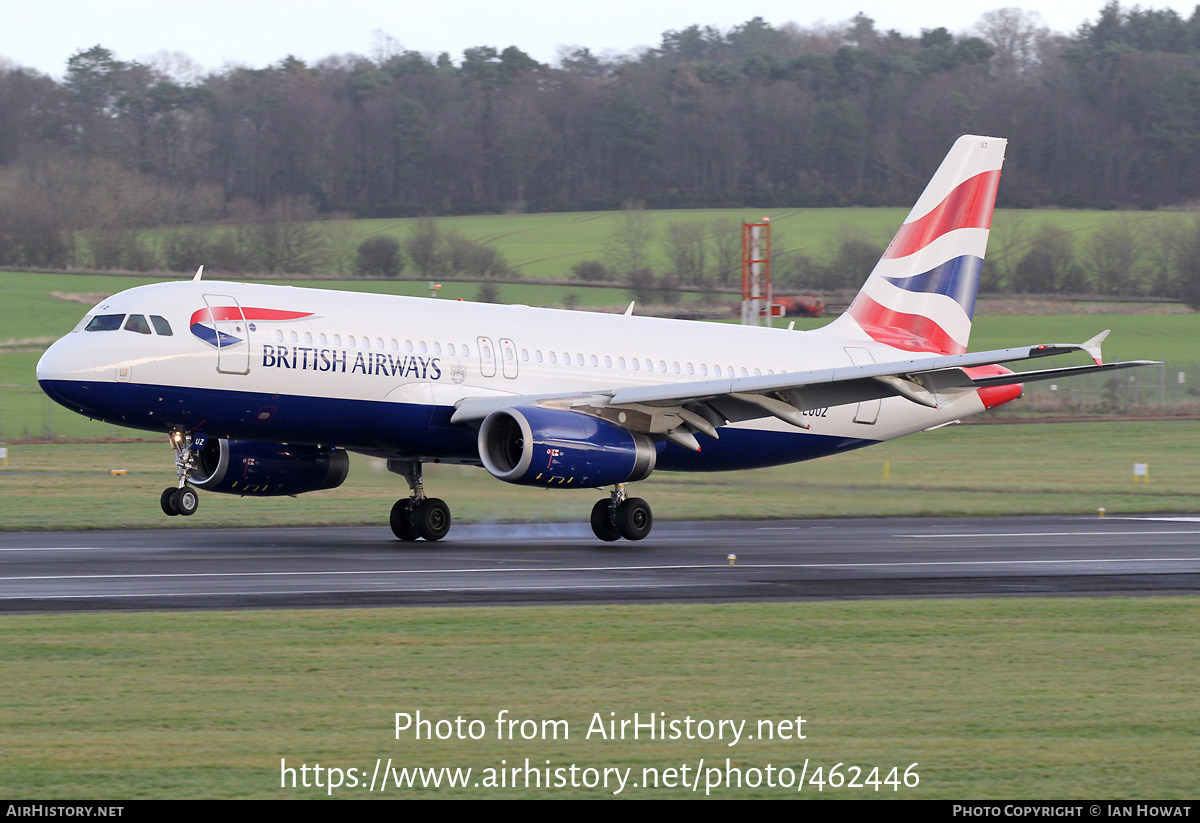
[
  {"x1": 160, "y1": 429, "x2": 200, "y2": 517},
  {"x1": 590, "y1": 485, "x2": 653, "y2": 542}
]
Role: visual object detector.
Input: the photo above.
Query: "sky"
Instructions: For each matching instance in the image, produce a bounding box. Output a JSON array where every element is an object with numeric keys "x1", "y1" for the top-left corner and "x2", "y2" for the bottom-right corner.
[{"x1": 3, "y1": 0, "x2": 1197, "y2": 79}]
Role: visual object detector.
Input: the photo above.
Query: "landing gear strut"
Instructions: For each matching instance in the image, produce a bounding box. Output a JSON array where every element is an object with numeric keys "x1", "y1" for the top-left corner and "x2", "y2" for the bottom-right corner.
[
  {"x1": 160, "y1": 429, "x2": 200, "y2": 517},
  {"x1": 590, "y1": 484, "x2": 653, "y2": 542},
  {"x1": 388, "y1": 459, "x2": 451, "y2": 542}
]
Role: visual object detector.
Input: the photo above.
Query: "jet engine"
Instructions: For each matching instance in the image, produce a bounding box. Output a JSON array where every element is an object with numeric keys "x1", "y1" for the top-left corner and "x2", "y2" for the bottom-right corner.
[
  {"x1": 478, "y1": 406, "x2": 656, "y2": 488},
  {"x1": 188, "y1": 437, "x2": 349, "y2": 497}
]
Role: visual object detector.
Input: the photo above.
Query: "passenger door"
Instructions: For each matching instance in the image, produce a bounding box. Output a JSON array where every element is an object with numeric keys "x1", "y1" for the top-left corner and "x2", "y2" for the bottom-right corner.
[{"x1": 203, "y1": 293, "x2": 251, "y2": 375}]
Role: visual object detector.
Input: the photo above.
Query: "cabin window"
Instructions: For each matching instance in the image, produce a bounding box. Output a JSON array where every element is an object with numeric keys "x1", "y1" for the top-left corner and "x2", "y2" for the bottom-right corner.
[
  {"x1": 535, "y1": 350, "x2": 543, "y2": 362},
  {"x1": 754, "y1": 368, "x2": 761, "y2": 376},
  {"x1": 377, "y1": 338, "x2": 385, "y2": 350},
  {"x1": 618, "y1": 357, "x2": 626, "y2": 369},
  {"x1": 319, "y1": 333, "x2": 328, "y2": 346},
  {"x1": 348, "y1": 336, "x2": 357, "y2": 348},
  {"x1": 687, "y1": 363, "x2": 694, "y2": 375},
  {"x1": 150, "y1": 315, "x2": 173, "y2": 336},
  {"x1": 85, "y1": 315, "x2": 125, "y2": 332},
  {"x1": 522, "y1": 349, "x2": 529, "y2": 361},
  {"x1": 390, "y1": 339, "x2": 398, "y2": 351},
  {"x1": 448, "y1": 343, "x2": 456, "y2": 356},
  {"x1": 420, "y1": 341, "x2": 427, "y2": 353},
  {"x1": 590, "y1": 355, "x2": 598, "y2": 367},
  {"x1": 741, "y1": 367, "x2": 749, "y2": 377},
  {"x1": 605, "y1": 356, "x2": 612, "y2": 368},
  {"x1": 333, "y1": 335, "x2": 342, "y2": 347},
  {"x1": 289, "y1": 331, "x2": 298, "y2": 343},
  {"x1": 714, "y1": 366, "x2": 721, "y2": 377},
  {"x1": 405, "y1": 340, "x2": 413, "y2": 352},
  {"x1": 549, "y1": 352, "x2": 557, "y2": 364},
  {"x1": 672, "y1": 362, "x2": 680, "y2": 374},
  {"x1": 659, "y1": 360, "x2": 667, "y2": 372},
  {"x1": 433, "y1": 342, "x2": 442, "y2": 355},
  {"x1": 462, "y1": 344, "x2": 470, "y2": 357},
  {"x1": 124, "y1": 315, "x2": 151, "y2": 335},
  {"x1": 701, "y1": 364, "x2": 708, "y2": 376},
  {"x1": 576, "y1": 354, "x2": 584, "y2": 366},
  {"x1": 303, "y1": 332, "x2": 311, "y2": 344}
]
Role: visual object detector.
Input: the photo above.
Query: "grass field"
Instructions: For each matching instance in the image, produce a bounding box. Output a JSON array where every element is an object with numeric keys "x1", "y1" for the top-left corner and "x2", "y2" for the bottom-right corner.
[
  {"x1": 322, "y1": 207, "x2": 1187, "y2": 280},
  {"x1": 1, "y1": 421, "x2": 1195, "y2": 531},
  {"x1": 1, "y1": 598, "x2": 1197, "y2": 798}
]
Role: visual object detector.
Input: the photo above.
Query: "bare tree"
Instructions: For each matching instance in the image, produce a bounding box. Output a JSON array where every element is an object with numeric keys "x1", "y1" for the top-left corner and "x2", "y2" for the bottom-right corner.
[
  {"x1": 987, "y1": 211, "x2": 1031, "y2": 292},
  {"x1": 604, "y1": 200, "x2": 655, "y2": 276},
  {"x1": 710, "y1": 218, "x2": 742, "y2": 287},
  {"x1": 1080, "y1": 217, "x2": 1147, "y2": 295},
  {"x1": 1011, "y1": 223, "x2": 1082, "y2": 294},
  {"x1": 973, "y1": 8, "x2": 1050, "y2": 78},
  {"x1": 663, "y1": 221, "x2": 708, "y2": 284},
  {"x1": 249, "y1": 196, "x2": 326, "y2": 273}
]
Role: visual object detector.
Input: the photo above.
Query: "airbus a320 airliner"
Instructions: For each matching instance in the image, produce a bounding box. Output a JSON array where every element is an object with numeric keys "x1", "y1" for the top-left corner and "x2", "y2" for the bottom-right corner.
[{"x1": 37, "y1": 136, "x2": 1152, "y2": 542}]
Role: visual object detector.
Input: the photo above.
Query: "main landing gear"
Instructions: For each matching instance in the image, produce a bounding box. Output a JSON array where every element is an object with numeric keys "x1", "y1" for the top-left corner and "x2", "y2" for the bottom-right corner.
[
  {"x1": 590, "y1": 485, "x2": 653, "y2": 542},
  {"x1": 388, "y1": 459, "x2": 451, "y2": 542},
  {"x1": 160, "y1": 429, "x2": 200, "y2": 517}
]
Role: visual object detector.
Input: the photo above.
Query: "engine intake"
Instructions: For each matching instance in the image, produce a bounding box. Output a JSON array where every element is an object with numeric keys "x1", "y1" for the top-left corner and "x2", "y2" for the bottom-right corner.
[
  {"x1": 189, "y1": 438, "x2": 349, "y2": 497},
  {"x1": 478, "y1": 406, "x2": 656, "y2": 488}
]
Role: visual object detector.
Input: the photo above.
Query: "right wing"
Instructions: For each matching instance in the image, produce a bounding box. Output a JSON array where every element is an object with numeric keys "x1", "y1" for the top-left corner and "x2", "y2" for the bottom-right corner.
[{"x1": 450, "y1": 332, "x2": 1157, "y2": 451}]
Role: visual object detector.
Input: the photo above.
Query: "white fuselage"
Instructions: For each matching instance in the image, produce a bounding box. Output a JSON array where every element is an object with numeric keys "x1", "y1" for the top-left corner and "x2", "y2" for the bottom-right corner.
[{"x1": 37, "y1": 280, "x2": 988, "y2": 469}]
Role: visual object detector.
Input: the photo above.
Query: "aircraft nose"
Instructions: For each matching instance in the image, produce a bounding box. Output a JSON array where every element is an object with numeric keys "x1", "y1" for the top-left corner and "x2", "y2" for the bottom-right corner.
[{"x1": 37, "y1": 336, "x2": 95, "y2": 382}]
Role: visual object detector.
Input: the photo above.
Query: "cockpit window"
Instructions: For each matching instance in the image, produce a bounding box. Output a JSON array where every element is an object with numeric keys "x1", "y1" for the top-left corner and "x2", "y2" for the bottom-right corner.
[
  {"x1": 85, "y1": 314, "x2": 125, "y2": 332},
  {"x1": 150, "y1": 315, "x2": 173, "y2": 336},
  {"x1": 124, "y1": 315, "x2": 152, "y2": 335}
]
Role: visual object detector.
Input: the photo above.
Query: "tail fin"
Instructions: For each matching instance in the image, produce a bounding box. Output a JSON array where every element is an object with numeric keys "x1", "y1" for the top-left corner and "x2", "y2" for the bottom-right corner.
[{"x1": 822, "y1": 135, "x2": 1006, "y2": 355}]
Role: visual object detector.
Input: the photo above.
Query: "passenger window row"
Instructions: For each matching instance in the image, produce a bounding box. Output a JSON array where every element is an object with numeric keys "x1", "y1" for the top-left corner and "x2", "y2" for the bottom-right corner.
[
  {"x1": 272, "y1": 329, "x2": 471, "y2": 358},
  {"x1": 516, "y1": 347, "x2": 770, "y2": 378}
]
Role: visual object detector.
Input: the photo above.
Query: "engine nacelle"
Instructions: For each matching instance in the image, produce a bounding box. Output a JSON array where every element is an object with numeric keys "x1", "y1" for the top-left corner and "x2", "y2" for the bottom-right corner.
[
  {"x1": 478, "y1": 406, "x2": 656, "y2": 488},
  {"x1": 188, "y1": 437, "x2": 349, "y2": 497}
]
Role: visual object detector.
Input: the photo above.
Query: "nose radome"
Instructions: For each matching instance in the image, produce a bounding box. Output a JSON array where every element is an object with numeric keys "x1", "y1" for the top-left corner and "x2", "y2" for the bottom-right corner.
[{"x1": 36, "y1": 337, "x2": 95, "y2": 382}]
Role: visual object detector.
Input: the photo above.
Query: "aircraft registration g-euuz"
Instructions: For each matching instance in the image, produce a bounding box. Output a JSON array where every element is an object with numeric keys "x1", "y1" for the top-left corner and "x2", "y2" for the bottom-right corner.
[{"x1": 37, "y1": 136, "x2": 1153, "y2": 542}]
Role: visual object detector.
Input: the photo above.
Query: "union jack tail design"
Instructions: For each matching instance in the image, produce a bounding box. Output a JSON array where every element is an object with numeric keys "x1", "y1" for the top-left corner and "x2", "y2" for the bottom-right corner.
[{"x1": 822, "y1": 135, "x2": 1007, "y2": 355}]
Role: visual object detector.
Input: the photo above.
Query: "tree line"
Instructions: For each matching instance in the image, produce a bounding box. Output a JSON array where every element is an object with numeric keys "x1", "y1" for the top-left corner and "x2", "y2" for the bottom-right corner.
[{"x1": 3, "y1": 2, "x2": 1200, "y2": 303}]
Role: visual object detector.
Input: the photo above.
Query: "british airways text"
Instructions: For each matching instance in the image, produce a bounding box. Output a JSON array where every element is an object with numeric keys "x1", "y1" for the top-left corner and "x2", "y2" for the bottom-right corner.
[{"x1": 262, "y1": 345, "x2": 443, "y2": 379}]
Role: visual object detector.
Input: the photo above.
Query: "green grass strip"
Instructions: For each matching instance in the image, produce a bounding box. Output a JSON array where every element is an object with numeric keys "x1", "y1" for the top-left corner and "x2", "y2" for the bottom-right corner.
[{"x1": 0, "y1": 598, "x2": 1196, "y2": 798}]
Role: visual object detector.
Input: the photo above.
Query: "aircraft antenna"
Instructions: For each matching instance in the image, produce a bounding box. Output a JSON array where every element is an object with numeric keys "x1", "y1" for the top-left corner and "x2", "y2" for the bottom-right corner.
[{"x1": 193, "y1": 266, "x2": 205, "y2": 282}]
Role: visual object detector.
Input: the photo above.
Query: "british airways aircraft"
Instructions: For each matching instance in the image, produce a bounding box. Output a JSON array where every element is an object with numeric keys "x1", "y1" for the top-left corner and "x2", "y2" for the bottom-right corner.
[{"x1": 36, "y1": 136, "x2": 1152, "y2": 542}]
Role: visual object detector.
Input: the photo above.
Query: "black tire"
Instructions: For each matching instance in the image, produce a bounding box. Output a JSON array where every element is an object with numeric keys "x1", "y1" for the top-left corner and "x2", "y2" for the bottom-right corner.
[
  {"x1": 416, "y1": 498, "x2": 452, "y2": 542},
  {"x1": 590, "y1": 499, "x2": 621, "y2": 542},
  {"x1": 390, "y1": 499, "x2": 420, "y2": 541},
  {"x1": 174, "y1": 486, "x2": 199, "y2": 517},
  {"x1": 616, "y1": 497, "x2": 652, "y2": 541},
  {"x1": 160, "y1": 487, "x2": 180, "y2": 516}
]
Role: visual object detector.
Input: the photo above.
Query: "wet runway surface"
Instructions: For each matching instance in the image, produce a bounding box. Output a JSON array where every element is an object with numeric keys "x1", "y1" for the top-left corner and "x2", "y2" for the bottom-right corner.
[{"x1": 1, "y1": 515, "x2": 1198, "y2": 611}]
